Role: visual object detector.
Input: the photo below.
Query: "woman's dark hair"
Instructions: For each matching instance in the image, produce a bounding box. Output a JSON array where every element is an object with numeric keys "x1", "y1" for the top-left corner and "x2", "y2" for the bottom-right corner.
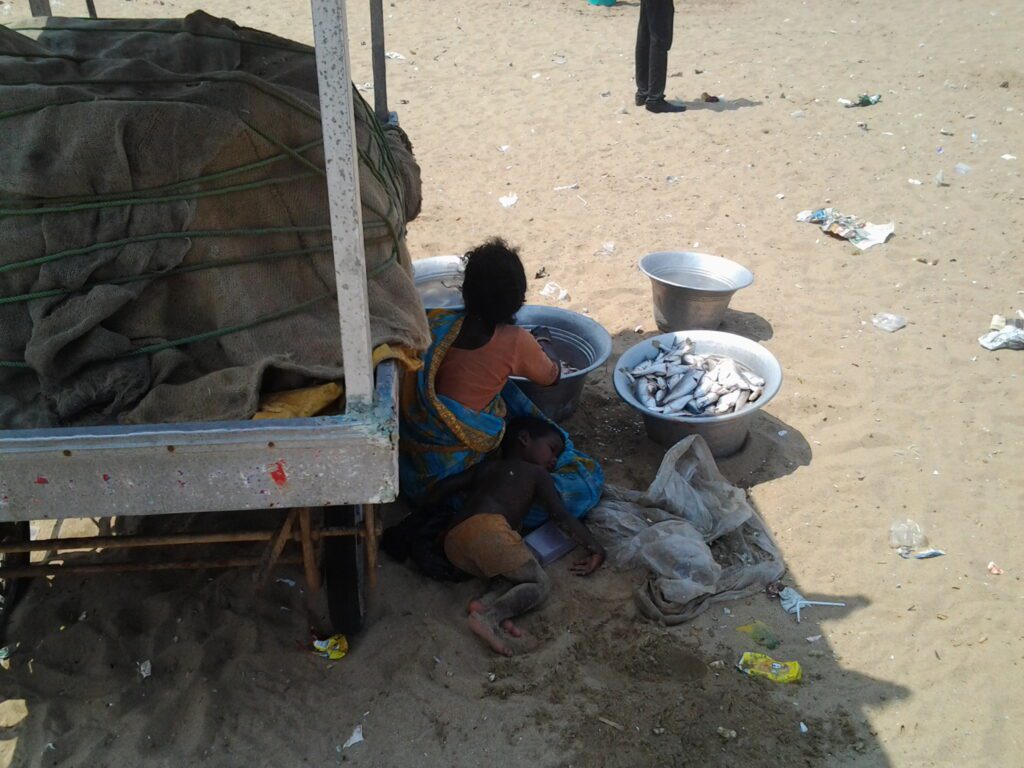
[{"x1": 461, "y1": 237, "x2": 527, "y2": 328}]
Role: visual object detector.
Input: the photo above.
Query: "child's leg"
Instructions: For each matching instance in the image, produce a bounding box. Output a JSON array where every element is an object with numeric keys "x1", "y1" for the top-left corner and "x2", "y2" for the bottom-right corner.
[{"x1": 467, "y1": 558, "x2": 550, "y2": 656}]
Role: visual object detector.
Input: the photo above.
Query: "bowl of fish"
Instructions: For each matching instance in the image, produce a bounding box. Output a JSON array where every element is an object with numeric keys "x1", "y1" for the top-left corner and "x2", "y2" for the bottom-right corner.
[
  {"x1": 639, "y1": 251, "x2": 754, "y2": 331},
  {"x1": 613, "y1": 331, "x2": 782, "y2": 457},
  {"x1": 412, "y1": 255, "x2": 465, "y2": 309},
  {"x1": 512, "y1": 305, "x2": 613, "y2": 423}
]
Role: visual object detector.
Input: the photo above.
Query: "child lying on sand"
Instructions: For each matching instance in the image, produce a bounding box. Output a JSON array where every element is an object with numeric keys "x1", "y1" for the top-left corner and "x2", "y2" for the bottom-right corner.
[{"x1": 426, "y1": 417, "x2": 606, "y2": 656}]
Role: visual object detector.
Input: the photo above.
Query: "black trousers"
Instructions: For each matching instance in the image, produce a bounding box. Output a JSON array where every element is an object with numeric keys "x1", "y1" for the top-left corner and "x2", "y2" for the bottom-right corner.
[{"x1": 635, "y1": 0, "x2": 675, "y2": 102}]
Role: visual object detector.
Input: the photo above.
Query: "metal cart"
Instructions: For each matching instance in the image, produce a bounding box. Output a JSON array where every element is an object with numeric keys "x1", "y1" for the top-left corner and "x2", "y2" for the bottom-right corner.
[{"x1": 0, "y1": 0, "x2": 398, "y2": 637}]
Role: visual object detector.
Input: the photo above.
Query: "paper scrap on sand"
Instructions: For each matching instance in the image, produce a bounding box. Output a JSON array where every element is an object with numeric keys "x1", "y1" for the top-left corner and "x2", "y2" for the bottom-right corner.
[
  {"x1": 343, "y1": 725, "x2": 364, "y2": 749},
  {"x1": 797, "y1": 207, "x2": 894, "y2": 250},
  {"x1": 499, "y1": 193, "x2": 518, "y2": 208}
]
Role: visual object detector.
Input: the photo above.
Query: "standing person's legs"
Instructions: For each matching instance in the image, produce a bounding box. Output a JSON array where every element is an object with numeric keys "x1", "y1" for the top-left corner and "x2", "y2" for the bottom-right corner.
[
  {"x1": 467, "y1": 557, "x2": 551, "y2": 656},
  {"x1": 646, "y1": 0, "x2": 674, "y2": 103},
  {"x1": 634, "y1": 0, "x2": 652, "y2": 104},
  {"x1": 644, "y1": 0, "x2": 685, "y2": 112}
]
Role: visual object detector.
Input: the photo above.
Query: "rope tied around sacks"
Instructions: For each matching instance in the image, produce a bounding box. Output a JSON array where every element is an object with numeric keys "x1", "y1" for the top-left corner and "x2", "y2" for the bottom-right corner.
[{"x1": 0, "y1": 49, "x2": 410, "y2": 367}]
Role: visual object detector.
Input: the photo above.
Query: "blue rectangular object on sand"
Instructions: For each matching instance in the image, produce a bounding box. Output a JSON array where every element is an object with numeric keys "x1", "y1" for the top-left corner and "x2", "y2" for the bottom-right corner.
[{"x1": 524, "y1": 521, "x2": 576, "y2": 566}]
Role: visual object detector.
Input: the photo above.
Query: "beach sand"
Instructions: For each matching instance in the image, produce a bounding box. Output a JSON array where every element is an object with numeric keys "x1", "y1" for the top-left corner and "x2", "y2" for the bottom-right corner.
[{"x1": 1, "y1": 0, "x2": 1022, "y2": 765}]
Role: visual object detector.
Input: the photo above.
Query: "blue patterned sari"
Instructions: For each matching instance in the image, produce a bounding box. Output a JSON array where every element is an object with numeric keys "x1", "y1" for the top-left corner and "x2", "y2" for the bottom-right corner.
[{"x1": 398, "y1": 309, "x2": 604, "y2": 528}]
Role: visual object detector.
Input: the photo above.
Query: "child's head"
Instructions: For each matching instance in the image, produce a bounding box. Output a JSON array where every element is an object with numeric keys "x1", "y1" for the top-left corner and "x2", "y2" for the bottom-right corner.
[
  {"x1": 461, "y1": 238, "x2": 527, "y2": 328},
  {"x1": 502, "y1": 416, "x2": 565, "y2": 471}
]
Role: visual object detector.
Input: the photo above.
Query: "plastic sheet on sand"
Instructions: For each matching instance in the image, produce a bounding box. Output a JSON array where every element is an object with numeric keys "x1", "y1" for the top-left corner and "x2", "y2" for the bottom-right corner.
[{"x1": 587, "y1": 435, "x2": 785, "y2": 624}]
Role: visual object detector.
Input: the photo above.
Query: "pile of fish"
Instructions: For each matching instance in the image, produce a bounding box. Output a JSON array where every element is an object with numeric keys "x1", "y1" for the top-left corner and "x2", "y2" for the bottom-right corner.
[{"x1": 620, "y1": 337, "x2": 765, "y2": 417}]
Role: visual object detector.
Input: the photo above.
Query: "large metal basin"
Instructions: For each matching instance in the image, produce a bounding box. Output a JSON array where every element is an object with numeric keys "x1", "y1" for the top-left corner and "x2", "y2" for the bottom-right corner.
[
  {"x1": 640, "y1": 251, "x2": 754, "y2": 331},
  {"x1": 512, "y1": 306, "x2": 612, "y2": 423},
  {"x1": 412, "y1": 255, "x2": 465, "y2": 309},
  {"x1": 613, "y1": 331, "x2": 782, "y2": 457}
]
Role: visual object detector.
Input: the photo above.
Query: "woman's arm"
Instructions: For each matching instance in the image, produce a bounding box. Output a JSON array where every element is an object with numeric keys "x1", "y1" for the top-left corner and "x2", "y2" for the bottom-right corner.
[{"x1": 513, "y1": 327, "x2": 562, "y2": 386}]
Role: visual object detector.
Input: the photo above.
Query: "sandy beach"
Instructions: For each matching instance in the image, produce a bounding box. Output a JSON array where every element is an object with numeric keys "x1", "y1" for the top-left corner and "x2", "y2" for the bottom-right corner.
[{"x1": 1, "y1": 0, "x2": 1022, "y2": 765}]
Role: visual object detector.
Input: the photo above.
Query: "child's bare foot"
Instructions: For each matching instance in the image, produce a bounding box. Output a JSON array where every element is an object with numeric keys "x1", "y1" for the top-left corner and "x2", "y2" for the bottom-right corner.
[
  {"x1": 500, "y1": 619, "x2": 524, "y2": 638},
  {"x1": 468, "y1": 612, "x2": 512, "y2": 657},
  {"x1": 467, "y1": 599, "x2": 486, "y2": 615}
]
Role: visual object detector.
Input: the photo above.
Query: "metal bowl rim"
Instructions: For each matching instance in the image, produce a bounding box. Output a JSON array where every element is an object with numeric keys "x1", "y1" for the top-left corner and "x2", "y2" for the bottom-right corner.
[
  {"x1": 613, "y1": 330, "x2": 782, "y2": 424},
  {"x1": 639, "y1": 251, "x2": 755, "y2": 292},
  {"x1": 412, "y1": 254, "x2": 465, "y2": 284},
  {"x1": 510, "y1": 305, "x2": 613, "y2": 381}
]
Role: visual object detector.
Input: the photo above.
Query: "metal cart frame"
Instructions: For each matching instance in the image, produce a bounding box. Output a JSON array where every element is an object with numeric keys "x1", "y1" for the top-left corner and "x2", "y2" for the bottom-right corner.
[{"x1": 0, "y1": 0, "x2": 397, "y2": 634}]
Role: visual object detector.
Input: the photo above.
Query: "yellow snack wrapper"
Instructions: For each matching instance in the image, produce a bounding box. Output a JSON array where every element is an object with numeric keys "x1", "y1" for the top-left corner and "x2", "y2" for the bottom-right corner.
[
  {"x1": 312, "y1": 634, "x2": 348, "y2": 661},
  {"x1": 737, "y1": 652, "x2": 801, "y2": 683}
]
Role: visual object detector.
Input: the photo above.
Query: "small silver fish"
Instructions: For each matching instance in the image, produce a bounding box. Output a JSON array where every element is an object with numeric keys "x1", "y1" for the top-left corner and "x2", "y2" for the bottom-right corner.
[{"x1": 692, "y1": 392, "x2": 719, "y2": 410}]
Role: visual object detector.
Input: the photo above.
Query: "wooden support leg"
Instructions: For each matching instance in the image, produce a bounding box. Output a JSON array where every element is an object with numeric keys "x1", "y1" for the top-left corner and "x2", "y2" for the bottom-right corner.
[
  {"x1": 298, "y1": 508, "x2": 322, "y2": 592},
  {"x1": 253, "y1": 508, "x2": 298, "y2": 587},
  {"x1": 363, "y1": 504, "x2": 378, "y2": 590}
]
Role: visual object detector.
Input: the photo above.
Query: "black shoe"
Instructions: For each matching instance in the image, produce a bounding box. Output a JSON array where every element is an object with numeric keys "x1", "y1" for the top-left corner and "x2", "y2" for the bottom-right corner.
[
  {"x1": 634, "y1": 92, "x2": 647, "y2": 107},
  {"x1": 646, "y1": 98, "x2": 687, "y2": 114}
]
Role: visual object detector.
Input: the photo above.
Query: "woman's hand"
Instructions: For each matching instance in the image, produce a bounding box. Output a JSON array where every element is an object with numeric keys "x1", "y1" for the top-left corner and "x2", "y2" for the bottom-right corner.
[
  {"x1": 530, "y1": 325, "x2": 554, "y2": 345},
  {"x1": 570, "y1": 550, "x2": 605, "y2": 577}
]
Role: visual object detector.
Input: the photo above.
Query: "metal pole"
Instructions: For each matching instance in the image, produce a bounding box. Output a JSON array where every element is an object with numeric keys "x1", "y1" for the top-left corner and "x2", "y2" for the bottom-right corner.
[
  {"x1": 310, "y1": 0, "x2": 376, "y2": 408},
  {"x1": 86, "y1": 0, "x2": 98, "y2": 18},
  {"x1": 28, "y1": 0, "x2": 52, "y2": 17},
  {"x1": 369, "y1": 0, "x2": 389, "y2": 123},
  {"x1": 0, "y1": 556, "x2": 305, "y2": 580},
  {"x1": 0, "y1": 526, "x2": 361, "y2": 555}
]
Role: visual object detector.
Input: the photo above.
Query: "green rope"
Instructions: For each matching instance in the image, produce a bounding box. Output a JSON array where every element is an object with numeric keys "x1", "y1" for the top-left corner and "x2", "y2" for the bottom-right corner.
[
  {"x1": 1, "y1": 73, "x2": 323, "y2": 123},
  {"x1": 126, "y1": 292, "x2": 332, "y2": 358},
  {"x1": 0, "y1": 172, "x2": 318, "y2": 218},
  {"x1": 0, "y1": 225, "x2": 331, "y2": 275},
  {"x1": 0, "y1": 291, "x2": 334, "y2": 369},
  {"x1": 7, "y1": 23, "x2": 315, "y2": 56},
  {"x1": 0, "y1": 245, "x2": 332, "y2": 306},
  {"x1": 0, "y1": 138, "x2": 323, "y2": 208},
  {"x1": 240, "y1": 120, "x2": 325, "y2": 177}
]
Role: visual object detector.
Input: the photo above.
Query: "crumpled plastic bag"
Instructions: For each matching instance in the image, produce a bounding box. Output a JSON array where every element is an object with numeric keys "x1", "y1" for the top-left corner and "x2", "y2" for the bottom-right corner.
[
  {"x1": 588, "y1": 435, "x2": 785, "y2": 624},
  {"x1": 979, "y1": 326, "x2": 1024, "y2": 351}
]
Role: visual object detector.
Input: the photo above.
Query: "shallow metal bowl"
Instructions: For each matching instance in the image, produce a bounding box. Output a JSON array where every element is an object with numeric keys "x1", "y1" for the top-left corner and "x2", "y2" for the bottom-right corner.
[
  {"x1": 613, "y1": 331, "x2": 782, "y2": 457},
  {"x1": 512, "y1": 306, "x2": 612, "y2": 423},
  {"x1": 412, "y1": 255, "x2": 465, "y2": 309},
  {"x1": 640, "y1": 251, "x2": 754, "y2": 331}
]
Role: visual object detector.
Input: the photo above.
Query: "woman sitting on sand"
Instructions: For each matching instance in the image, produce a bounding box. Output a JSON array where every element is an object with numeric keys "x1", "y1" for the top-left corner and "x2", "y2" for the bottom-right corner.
[{"x1": 398, "y1": 238, "x2": 604, "y2": 528}]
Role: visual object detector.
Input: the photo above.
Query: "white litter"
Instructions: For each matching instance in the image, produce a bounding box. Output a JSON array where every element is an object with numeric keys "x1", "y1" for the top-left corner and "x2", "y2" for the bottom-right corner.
[
  {"x1": 343, "y1": 725, "x2": 364, "y2": 749},
  {"x1": 553, "y1": 182, "x2": 579, "y2": 191},
  {"x1": 539, "y1": 282, "x2": 570, "y2": 302},
  {"x1": 498, "y1": 193, "x2": 518, "y2": 208},
  {"x1": 275, "y1": 578, "x2": 296, "y2": 587},
  {"x1": 872, "y1": 313, "x2": 907, "y2": 333},
  {"x1": 907, "y1": 178, "x2": 922, "y2": 185},
  {"x1": 980, "y1": 325, "x2": 1024, "y2": 351},
  {"x1": 1000, "y1": 154, "x2": 1017, "y2": 160},
  {"x1": 805, "y1": 635, "x2": 822, "y2": 643},
  {"x1": 598, "y1": 241, "x2": 615, "y2": 255},
  {"x1": 954, "y1": 162, "x2": 971, "y2": 175},
  {"x1": 800, "y1": 722, "x2": 809, "y2": 734},
  {"x1": 138, "y1": 660, "x2": 152, "y2": 679},
  {"x1": 497, "y1": 144, "x2": 511, "y2": 153},
  {"x1": 778, "y1": 587, "x2": 846, "y2": 623},
  {"x1": 384, "y1": 51, "x2": 406, "y2": 60}
]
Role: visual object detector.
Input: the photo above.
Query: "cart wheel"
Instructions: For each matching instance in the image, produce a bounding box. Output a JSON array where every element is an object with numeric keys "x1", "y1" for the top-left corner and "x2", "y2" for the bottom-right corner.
[
  {"x1": 0, "y1": 521, "x2": 30, "y2": 639},
  {"x1": 323, "y1": 506, "x2": 367, "y2": 635}
]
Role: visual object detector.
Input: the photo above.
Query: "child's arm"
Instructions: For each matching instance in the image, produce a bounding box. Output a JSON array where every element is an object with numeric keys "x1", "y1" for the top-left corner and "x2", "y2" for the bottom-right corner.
[
  {"x1": 534, "y1": 470, "x2": 606, "y2": 576},
  {"x1": 423, "y1": 465, "x2": 478, "y2": 508}
]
